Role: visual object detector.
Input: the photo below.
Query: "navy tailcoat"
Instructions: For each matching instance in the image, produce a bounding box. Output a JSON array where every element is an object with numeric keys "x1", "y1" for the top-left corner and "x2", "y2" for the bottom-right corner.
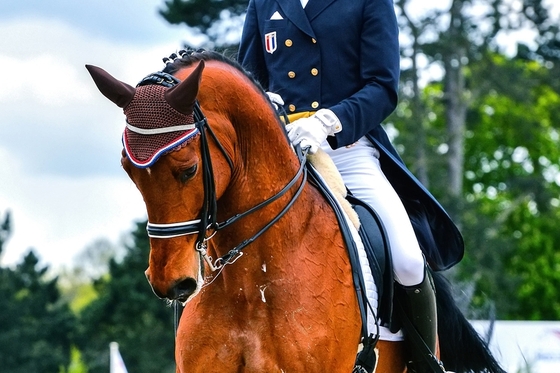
[{"x1": 238, "y1": 0, "x2": 463, "y2": 270}]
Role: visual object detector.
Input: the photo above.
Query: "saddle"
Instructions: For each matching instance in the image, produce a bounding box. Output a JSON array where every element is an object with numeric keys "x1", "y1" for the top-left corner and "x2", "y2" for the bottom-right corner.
[{"x1": 347, "y1": 193, "x2": 394, "y2": 326}]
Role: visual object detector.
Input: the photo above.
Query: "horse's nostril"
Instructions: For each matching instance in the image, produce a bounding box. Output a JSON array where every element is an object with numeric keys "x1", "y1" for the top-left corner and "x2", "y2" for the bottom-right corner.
[{"x1": 170, "y1": 278, "x2": 199, "y2": 301}]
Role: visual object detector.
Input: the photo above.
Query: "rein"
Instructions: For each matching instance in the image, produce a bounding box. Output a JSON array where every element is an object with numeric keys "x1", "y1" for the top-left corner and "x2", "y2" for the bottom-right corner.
[{"x1": 139, "y1": 72, "x2": 308, "y2": 273}]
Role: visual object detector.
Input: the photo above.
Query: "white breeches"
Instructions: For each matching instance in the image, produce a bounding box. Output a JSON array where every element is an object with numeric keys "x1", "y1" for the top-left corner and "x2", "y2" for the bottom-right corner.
[{"x1": 321, "y1": 136, "x2": 425, "y2": 286}]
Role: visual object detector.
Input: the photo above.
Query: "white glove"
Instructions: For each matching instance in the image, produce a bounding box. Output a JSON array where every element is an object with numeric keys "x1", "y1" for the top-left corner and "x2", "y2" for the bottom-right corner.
[
  {"x1": 265, "y1": 92, "x2": 284, "y2": 110},
  {"x1": 285, "y1": 109, "x2": 342, "y2": 154}
]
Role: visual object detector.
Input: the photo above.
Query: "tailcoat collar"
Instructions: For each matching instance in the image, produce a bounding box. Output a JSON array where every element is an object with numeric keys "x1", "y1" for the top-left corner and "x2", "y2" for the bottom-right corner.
[
  {"x1": 276, "y1": 0, "x2": 315, "y2": 38},
  {"x1": 303, "y1": 0, "x2": 338, "y2": 21}
]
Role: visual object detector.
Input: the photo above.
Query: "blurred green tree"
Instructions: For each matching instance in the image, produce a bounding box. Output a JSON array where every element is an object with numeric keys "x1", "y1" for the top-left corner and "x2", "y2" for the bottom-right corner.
[
  {"x1": 0, "y1": 250, "x2": 76, "y2": 372},
  {"x1": 77, "y1": 221, "x2": 175, "y2": 373},
  {"x1": 159, "y1": 0, "x2": 247, "y2": 48},
  {"x1": 0, "y1": 210, "x2": 11, "y2": 254}
]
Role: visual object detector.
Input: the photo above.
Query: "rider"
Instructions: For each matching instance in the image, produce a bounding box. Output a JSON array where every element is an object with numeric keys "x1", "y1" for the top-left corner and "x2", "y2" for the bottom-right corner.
[{"x1": 238, "y1": 0, "x2": 463, "y2": 372}]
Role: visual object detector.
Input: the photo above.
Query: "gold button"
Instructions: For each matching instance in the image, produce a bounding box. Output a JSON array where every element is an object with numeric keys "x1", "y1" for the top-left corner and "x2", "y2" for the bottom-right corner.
[
  {"x1": 288, "y1": 71, "x2": 296, "y2": 78},
  {"x1": 288, "y1": 104, "x2": 296, "y2": 112},
  {"x1": 311, "y1": 68, "x2": 318, "y2": 76},
  {"x1": 285, "y1": 39, "x2": 293, "y2": 47},
  {"x1": 311, "y1": 101, "x2": 319, "y2": 109},
  {"x1": 311, "y1": 38, "x2": 317, "y2": 44}
]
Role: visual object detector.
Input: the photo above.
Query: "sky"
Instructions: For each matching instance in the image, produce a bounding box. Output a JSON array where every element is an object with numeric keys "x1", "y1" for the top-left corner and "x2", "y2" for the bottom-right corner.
[
  {"x1": 0, "y1": 0, "x2": 207, "y2": 270},
  {"x1": 0, "y1": 0, "x2": 558, "y2": 272}
]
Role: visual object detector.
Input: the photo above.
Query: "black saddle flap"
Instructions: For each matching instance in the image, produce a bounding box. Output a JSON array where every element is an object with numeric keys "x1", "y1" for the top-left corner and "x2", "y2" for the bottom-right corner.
[{"x1": 347, "y1": 194, "x2": 394, "y2": 326}]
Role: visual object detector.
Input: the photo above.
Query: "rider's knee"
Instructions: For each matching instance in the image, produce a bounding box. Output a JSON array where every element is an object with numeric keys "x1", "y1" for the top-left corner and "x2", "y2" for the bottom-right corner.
[{"x1": 393, "y1": 251, "x2": 425, "y2": 286}]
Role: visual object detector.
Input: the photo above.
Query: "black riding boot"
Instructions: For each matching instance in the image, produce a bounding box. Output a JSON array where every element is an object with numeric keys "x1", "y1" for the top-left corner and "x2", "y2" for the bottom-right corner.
[{"x1": 396, "y1": 268, "x2": 443, "y2": 373}]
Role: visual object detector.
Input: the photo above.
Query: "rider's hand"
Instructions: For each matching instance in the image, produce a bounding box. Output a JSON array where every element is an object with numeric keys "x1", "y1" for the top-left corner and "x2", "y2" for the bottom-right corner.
[
  {"x1": 285, "y1": 109, "x2": 342, "y2": 154},
  {"x1": 265, "y1": 92, "x2": 284, "y2": 110}
]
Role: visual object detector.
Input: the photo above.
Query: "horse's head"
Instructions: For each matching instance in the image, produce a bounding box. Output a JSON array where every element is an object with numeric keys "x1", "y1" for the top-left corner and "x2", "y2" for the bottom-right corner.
[{"x1": 86, "y1": 60, "x2": 235, "y2": 303}]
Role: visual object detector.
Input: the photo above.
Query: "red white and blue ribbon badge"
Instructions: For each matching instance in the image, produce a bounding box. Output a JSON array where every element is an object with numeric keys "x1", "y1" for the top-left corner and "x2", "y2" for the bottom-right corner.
[{"x1": 265, "y1": 31, "x2": 277, "y2": 54}]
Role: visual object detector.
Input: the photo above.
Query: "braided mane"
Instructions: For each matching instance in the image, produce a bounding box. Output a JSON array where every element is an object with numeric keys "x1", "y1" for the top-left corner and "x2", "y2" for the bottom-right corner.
[{"x1": 161, "y1": 49, "x2": 265, "y2": 93}]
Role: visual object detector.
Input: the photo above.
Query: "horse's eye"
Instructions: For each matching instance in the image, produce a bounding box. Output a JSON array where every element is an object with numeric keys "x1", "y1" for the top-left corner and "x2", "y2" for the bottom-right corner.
[{"x1": 179, "y1": 164, "x2": 198, "y2": 183}]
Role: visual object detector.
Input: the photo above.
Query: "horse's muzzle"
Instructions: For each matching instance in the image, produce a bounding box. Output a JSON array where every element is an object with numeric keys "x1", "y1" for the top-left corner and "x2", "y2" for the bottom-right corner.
[
  {"x1": 145, "y1": 269, "x2": 200, "y2": 302},
  {"x1": 169, "y1": 277, "x2": 199, "y2": 302}
]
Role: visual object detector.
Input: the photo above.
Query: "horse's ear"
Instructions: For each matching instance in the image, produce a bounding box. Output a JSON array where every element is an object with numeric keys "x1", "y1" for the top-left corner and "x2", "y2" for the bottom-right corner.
[
  {"x1": 85, "y1": 65, "x2": 136, "y2": 108},
  {"x1": 165, "y1": 60, "x2": 205, "y2": 115}
]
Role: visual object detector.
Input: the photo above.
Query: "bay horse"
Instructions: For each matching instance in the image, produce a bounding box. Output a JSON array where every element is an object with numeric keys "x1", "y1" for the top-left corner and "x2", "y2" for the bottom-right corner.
[{"x1": 86, "y1": 50, "x2": 505, "y2": 373}]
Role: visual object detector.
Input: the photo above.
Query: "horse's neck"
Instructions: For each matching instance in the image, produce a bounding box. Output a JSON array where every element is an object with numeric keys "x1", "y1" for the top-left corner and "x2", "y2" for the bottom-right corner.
[
  {"x1": 195, "y1": 62, "x2": 324, "y2": 278},
  {"x1": 213, "y1": 107, "x2": 305, "y2": 246},
  {"x1": 199, "y1": 77, "x2": 302, "y2": 217},
  {"x1": 197, "y1": 62, "x2": 297, "y2": 177}
]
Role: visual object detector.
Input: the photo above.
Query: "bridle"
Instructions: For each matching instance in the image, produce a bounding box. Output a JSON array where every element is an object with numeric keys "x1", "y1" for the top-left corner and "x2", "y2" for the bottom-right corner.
[
  {"x1": 137, "y1": 71, "x2": 308, "y2": 274},
  {"x1": 135, "y1": 70, "x2": 379, "y2": 366}
]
